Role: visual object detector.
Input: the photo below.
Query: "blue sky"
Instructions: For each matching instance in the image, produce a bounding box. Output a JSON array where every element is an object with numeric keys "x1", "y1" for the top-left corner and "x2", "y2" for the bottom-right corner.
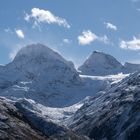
[{"x1": 0, "y1": 0, "x2": 140, "y2": 67}]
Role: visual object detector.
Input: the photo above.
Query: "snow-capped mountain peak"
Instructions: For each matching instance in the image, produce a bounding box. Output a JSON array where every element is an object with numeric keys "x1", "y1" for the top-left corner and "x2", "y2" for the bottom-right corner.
[
  {"x1": 6, "y1": 43, "x2": 78, "y2": 79},
  {"x1": 13, "y1": 43, "x2": 75, "y2": 70},
  {"x1": 0, "y1": 44, "x2": 82, "y2": 107},
  {"x1": 78, "y1": 51, "x2": 123, "y2": 76}
]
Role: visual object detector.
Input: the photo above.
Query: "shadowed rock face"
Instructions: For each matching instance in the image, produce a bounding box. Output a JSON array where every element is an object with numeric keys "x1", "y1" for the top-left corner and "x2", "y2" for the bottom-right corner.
[
  {"x1": 68, "y1": 71, "x2": 140, "y2": 140},
  {"x1": 0, "y1": 98, "x2": 49, "y2": 140}
]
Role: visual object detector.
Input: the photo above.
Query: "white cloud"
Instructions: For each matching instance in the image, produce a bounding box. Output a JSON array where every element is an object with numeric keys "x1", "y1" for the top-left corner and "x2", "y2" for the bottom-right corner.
[
  {"x1": 25, "y1": 8, "x2": 70, "y2": 28},
  {"x1": 63, "y1": 38, "x2": 71, "y2": 44},
  {"x1": 104, "y1": 22, "x2": 117, "y2": 31},
  {"x1": 78, "y1": 30, "x2": 110, "y2": 45},
  {"x1": 15, "y1": 29, "x2": 25, "y2": 39},
  {"x1": 120, "y1": 36, "x2": 140, "y2": 50},
  {"x1": 78, "y1": 30, "x2": 97, "y2": 45}
]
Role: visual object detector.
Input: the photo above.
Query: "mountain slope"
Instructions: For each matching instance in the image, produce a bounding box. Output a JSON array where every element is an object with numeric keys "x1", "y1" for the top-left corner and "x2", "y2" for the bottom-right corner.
[
  {"x1": 68, "y1": 71, "x2": 140, "y2": 140},
  {"x1": 0, "y1": 97, "x2": 89, "y2": 140},
  {"x1": 15, "y1": 98, "x2": 89, "y2": 140},
  {"x1": 0, "y1": 97, "x2": 49, "y2": 140}
]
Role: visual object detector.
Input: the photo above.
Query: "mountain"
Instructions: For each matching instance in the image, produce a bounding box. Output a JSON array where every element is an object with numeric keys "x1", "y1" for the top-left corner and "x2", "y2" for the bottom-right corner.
[
  {"x1": 0, "y1": 97, "x2": 49, "y2": 140},
  {"x1": 0, "y1": 97, "x2": 89, "y2": 140},
  {"x1": 5, "y1": 43, "x2": 80, "y2": 84},
  {"x1": 0, "y1": 70, "x2": 137, "y2": 140},
  {"x1": 1, "y1": 43, "x2": 140, "y2": 139},
  {"x1": 68, "y1": 71, "x2": 140, "y2": 140},
  {"x1": 78, "y1": 51, "x2": 140, "y2": 76},
  {"x1": 78, "y1": 51, "x2": 123, "y2": 76},
  {"x1": 123, "y1": 62, "x2": 140, "y2": 73},
  {"x1": 0, "y1": 44, "x2": 84, "y2": 107},
  {"x1": 0, "y1": 44, "x2": 127, "y2": 107}
]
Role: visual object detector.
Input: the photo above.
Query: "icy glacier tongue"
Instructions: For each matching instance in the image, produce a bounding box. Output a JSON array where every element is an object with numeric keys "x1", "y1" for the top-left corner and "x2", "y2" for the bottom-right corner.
[
  {"x1": 78, "y1": 51, "x2": 123, "y2": 76},
  {"x1": 68, "y1": 71, "x2": 140, "y2": 140}
]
